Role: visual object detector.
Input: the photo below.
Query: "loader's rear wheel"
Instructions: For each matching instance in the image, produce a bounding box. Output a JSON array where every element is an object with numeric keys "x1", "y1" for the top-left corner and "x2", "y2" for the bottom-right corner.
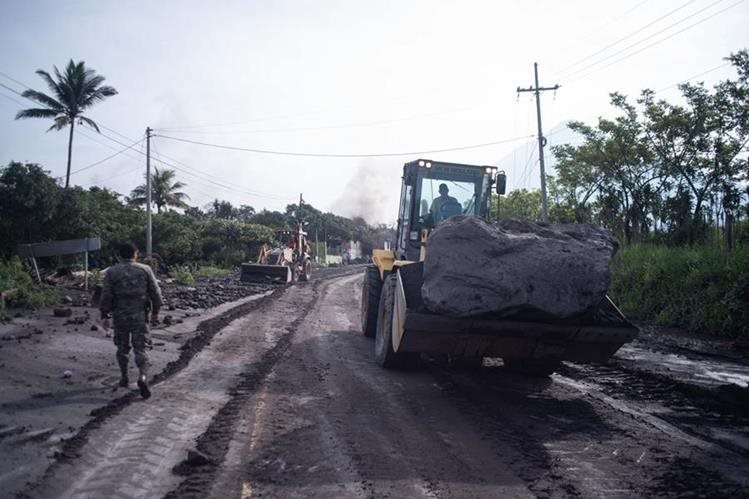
[
  {"x1": 361, "y1": 265, "x2": 382, "y2": 338},
  {"x1": 504, "y1": 358, "x2": 561, "y2": 376},
  {"x1": 374, "y1": 274, "x2": 418, "y2": 369},
  {"x1": 298, "y1": 260, "x2": 311, "y2": 282}
]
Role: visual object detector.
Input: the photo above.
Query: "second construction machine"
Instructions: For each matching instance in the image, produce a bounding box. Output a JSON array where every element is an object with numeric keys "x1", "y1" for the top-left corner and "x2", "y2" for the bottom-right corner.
[
  {"x1": 241, "y1": 198, "x2": 312, "y2": 283},
  {"x1": 361, "y1": 159, "x2": 638, "y2": 374}
]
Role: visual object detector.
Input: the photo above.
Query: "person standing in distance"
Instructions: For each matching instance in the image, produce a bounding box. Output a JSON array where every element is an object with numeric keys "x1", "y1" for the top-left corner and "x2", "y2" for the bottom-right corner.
[{"x1": 100, "y1": 242, "x2": 163, "y2": 399}]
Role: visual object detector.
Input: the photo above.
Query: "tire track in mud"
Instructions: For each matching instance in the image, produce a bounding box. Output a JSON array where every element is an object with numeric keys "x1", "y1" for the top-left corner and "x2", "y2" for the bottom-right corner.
[
  {"x1": 164, "y1": 279, "x2": 325, "y2": 498},
  {"x1": 25, "y1": 267, "x2": 362, "y2": 498},
  {"x1": 40, "y1": 286, "x2": 284, "y2": 467},
  {"x1": 554, "y1": 361, "x2": 749, "y2": 496},
  {"x1": 421, "y1": 356, "x2": 749, "y2": 498},
  {"x1": 558, "y1": 361, "x2": 749, "y2": 456},
  {"x1": 423, "y1": 365, "x2": 586, "y2": 497}
]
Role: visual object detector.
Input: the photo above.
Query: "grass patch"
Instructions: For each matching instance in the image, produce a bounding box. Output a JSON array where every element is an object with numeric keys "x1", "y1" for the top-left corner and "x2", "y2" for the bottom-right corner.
[
  {"x1": 610, "y1": 244, "x2": 749, "y2": 339},
  {"x1": 193, "y1": 265, "x2": 233, "y2": 278},
  {"x1": 0, "y1": 257, "x2": 59, "y2": 311},
  {"x1": 171, "y1": 267, "x2": 196, "y2": 286}
]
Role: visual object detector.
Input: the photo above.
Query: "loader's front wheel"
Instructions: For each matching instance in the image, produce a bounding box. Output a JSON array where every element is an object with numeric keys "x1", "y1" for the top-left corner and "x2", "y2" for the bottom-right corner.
[
  {"x1": 374, "y1": 274, "x2": 418, "y2": 369},
  {"x1": 361, "y1": 265, "x2": 382, "y2": 337}
]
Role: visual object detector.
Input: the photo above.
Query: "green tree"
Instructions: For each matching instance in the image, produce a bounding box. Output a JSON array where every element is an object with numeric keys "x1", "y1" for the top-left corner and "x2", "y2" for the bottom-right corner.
[
  {"x1": 14, "y1": 60, "x2": 118, "y2": 189},
  {"x1": 495, "y1": 188, "x2": 542, "y2": 221},
  {"x1": 0, "y1": 162, "x2": 61, "y2": 257},
  {"x1": 129, "y1": 168, "x2": 190, "y2": 213},
  {"x1": 639, "y1": 50, "x2": 749, "y2": 243},
  {"x1": 554, "y1": 94, "x2": 662, "y2": 243}
]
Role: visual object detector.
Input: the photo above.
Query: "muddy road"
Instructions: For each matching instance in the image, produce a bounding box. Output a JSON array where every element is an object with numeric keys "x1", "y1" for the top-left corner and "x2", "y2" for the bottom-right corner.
[{"x1": 24, "y1": 268, "x2": 749, "y2": 498}]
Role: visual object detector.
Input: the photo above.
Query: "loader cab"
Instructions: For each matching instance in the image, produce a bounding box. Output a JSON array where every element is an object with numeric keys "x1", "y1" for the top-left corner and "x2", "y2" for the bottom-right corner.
[{"x1": 395, "y1": 159, "x2": 499, "y2": 261}]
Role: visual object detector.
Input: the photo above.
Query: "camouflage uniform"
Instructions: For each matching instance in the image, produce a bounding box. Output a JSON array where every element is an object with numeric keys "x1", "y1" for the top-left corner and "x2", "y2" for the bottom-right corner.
[{"x1": 99, "y1": 260, "x2": 163, "y2": 378}]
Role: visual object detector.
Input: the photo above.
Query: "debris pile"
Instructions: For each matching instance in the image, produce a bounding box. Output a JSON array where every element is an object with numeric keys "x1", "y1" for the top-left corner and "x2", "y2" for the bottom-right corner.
[{"x1": 421, "y1": 216, "x2": 618, "y2": 318}]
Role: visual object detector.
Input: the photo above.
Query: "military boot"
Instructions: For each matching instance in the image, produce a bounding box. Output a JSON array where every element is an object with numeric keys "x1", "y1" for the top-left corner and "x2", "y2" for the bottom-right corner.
[
  {"x1": 118, "y1": 364, "x2": 129, "y2": 387},
  {"x1": 137, "y1": 373, "x2": 151, "y2": 399}
]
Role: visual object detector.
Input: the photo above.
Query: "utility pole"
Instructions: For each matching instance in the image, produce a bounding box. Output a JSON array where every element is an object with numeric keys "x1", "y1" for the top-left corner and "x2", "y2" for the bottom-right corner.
[
  {"x1": 145, "y1": 127, "x2": 153, "y2": 258},
  {"x1": 517, "y1": 63, "x2": 559, "y2": 223}
]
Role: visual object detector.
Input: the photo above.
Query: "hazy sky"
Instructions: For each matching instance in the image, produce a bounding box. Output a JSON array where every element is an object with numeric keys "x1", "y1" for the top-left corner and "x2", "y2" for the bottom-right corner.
[{"x1": 1, "y1": 0, "x2": 747, "y2": 223}]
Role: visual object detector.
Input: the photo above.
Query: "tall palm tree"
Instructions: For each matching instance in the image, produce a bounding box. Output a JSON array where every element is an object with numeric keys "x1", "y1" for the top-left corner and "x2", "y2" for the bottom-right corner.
[
  {"x1": 129, "y1": 168, "x2": 190, "y2": 213},
  {"x1": 15, "y1": 60, "x2": 118, "y2": 188}
]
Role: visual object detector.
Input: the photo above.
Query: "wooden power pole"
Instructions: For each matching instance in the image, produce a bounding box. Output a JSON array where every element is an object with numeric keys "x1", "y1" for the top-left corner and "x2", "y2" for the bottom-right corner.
[
  {"x1": 517, "y1": 63, "x2": 559, "y2": 223},
  {"x1": 146, "y1": 127, "x2": 153, "y2": 258}
]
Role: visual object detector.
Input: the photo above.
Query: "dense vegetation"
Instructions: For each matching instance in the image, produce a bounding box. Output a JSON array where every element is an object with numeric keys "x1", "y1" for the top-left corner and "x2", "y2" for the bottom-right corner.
[
  {"x1": 610, "y1": 245, "x2": 748, "y2": 338},
  {"x1": 0, "y1": 161, "x2": 383, "y2": 271}
]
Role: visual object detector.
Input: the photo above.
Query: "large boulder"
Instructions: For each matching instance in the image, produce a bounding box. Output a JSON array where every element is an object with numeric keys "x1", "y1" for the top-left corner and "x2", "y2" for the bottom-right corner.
[{"x1": 421, "y1": 217, "x2": 619, "y2": 318}]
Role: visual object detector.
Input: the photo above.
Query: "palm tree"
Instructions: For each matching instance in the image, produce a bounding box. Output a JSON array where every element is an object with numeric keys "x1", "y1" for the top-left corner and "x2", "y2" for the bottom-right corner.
[
  {"x1": 129, "y1": 168, "x2": 190, "y2": 213},
  {"x1": 14, "y1": 60, "x2": 118, "y2": 189}
]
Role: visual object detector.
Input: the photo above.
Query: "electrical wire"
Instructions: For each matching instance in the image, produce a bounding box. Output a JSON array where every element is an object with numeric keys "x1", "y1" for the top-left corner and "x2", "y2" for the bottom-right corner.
[
  {"x1": 653, "y1": 61, "x2": 732, "y2": 93},
  {"x1": 154, "y1": 133, "x2": 535, "y2": 158},
  {"x1": 562, "y1": 0, "x2": 728, "y2": 81},
  {"x1": 66, "y1": 137, "x2": 145, "y2": 177},
  {"x1": 145, "y1": 132, "x2": 293, "y2": 201},
  {"x1": 69, "y1": 118, "x2": 295, "y2": 201},
  {"x1": 566, "y1": 0, "x2": 744, "y2": 84},
  {"x1": 65, "y1": 138, "x2": 145, "y2": 175},
  {"x1": 0, "y1": 90, "x2": 25, "y2": 107},
  {"x1": 556, "y1": 0, "x2": 700, "y2": 75},
  {"x1": 153, "y1": 106, "x2": 478, "y2": 135}
]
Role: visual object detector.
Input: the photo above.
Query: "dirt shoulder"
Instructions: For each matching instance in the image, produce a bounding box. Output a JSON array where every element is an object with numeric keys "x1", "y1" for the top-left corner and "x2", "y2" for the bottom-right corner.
[{"x1": 0, "y1": 272, "x2": 277, "y2": 497}]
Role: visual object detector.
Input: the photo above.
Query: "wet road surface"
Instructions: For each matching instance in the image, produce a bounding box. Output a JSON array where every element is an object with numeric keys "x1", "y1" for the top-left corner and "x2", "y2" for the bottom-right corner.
[{"x1": 24, "y1": 269, "x2": 749, "y2": 498}]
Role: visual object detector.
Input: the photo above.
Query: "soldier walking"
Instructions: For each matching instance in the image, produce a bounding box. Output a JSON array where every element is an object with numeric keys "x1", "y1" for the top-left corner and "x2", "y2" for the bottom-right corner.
[{"x1": 100, "y1": 242, "x2": 163, "y2": 399}]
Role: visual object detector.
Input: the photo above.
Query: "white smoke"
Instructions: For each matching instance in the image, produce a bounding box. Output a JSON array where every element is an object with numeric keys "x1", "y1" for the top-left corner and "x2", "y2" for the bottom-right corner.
[{"x1": 329, "y1": 159, "x2": 402, "y2": 224}]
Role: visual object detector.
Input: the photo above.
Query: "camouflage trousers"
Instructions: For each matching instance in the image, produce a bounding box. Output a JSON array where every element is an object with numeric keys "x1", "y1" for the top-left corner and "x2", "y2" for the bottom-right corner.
[{"x1": 113, "y1": 322, "x2": 151, "y2": 376}]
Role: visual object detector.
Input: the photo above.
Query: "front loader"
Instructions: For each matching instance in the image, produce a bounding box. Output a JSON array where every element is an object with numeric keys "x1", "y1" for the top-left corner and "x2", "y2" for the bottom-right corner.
[{"x1": 361, "y1": 159, "x2": 638, "y2": 375}]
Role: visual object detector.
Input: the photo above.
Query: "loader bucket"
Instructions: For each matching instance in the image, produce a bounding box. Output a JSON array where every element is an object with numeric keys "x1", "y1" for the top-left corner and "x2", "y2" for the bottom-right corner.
[
  {"x1": 391, "y1": 262, "x2": 638, "y2": 364},
  {"x1": 240, "y1": 263, "x2": 292, "y2": 283}
]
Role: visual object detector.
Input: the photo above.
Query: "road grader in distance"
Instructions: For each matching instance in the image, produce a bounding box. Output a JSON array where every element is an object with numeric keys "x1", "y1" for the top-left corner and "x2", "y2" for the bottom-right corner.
[{"x1": 361, "y1": 159, "x2": 638, "y2": 375}]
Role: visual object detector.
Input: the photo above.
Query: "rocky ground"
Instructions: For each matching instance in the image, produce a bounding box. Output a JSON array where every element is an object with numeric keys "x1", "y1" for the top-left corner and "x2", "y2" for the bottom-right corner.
[{"x1": 2, "y1": 266, "x2": 748, "y2": 498}]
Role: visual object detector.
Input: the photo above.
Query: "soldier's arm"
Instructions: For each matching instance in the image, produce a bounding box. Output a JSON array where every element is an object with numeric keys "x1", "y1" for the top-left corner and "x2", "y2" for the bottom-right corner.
[
  {"x1": 99, "y1": 271, "x2": 114, "y2": 319},
  {"x1": 146, "y1": 267, "x2": 163, "y2": 315}
]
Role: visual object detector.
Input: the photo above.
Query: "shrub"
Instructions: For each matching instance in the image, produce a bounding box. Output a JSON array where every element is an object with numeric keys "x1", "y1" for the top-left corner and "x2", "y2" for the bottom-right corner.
[
  {"x1": 171, "y1": 266, "x2": 195, "y2": 286},
  {"x1": 193, "y1": 265, "x2": 233, "y2": 278},
  {"x1": 0, "y1": 257, "x2": 58, "y2": 311},
  {"x1": 610, "y1": 244, "x2": 749, "y2": 339}
]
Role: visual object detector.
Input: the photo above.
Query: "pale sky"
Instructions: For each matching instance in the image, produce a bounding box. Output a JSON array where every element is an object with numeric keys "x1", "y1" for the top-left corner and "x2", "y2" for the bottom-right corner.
[{"x1": 1, "y1": 0, "x2": 747, "y2": 223}]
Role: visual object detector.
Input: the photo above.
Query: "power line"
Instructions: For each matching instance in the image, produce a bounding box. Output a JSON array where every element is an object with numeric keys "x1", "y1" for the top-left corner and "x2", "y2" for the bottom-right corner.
[
  {"x1": 154, "y1": 106, "x2": 478, "y2": 135},
  {"x1": 64, "y1": 118, "x2": 295, "y2": 201},
  {"x1": 556, "y1": 0, "x2": 700, "y2": 75},
  {"x1": 562, "y1": 0, "x2": 729, "y2": 81},
  {"x1": 654, "y1": 61, "x2": 732, "y2": 93},
  {"x1": 154, "y1": 133, "x2": 535, "y2": 158},
  {"x1": 66, "y1": 137, "x2": 145, "y2": 177},
  {"x1": 552, "y1": 0, "x2": 652, "y2": 59},
  {"x1": 566, "y1": 0, "x2": 744, "y2": 83},
  {"x1": 0, "y1": 89, "x2": 25, "y2": 107},
  {"x1": 149, "y1": 137, "x2": 293, "y2": 201}
]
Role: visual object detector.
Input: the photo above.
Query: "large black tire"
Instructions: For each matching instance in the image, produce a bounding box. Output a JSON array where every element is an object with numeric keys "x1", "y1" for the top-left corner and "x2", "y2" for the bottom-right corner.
[
  {"x1": 503, "y1": 358, "x2": 561, "y2": 376},
  {"x1": 298, "y1": 259, "x2": 311, "y2": 282},
  {"x1": 374, "y1": 274, "x2": 418, "y2": 369},
  {"x1": 361, "y1": 265, "x2": 382, "y2": 337}
]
